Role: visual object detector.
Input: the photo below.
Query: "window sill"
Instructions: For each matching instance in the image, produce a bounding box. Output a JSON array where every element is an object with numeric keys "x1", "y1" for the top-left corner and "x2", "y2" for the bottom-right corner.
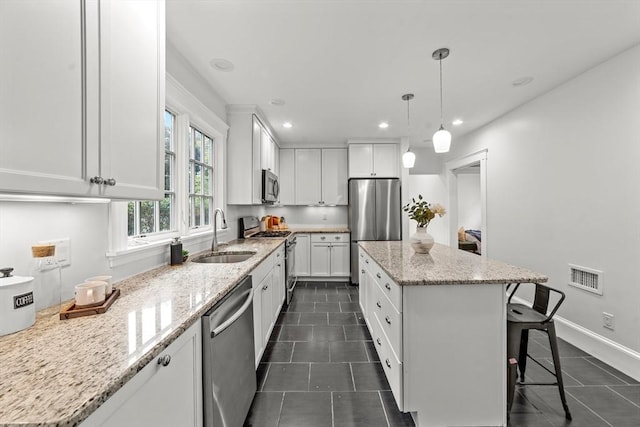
[{"x1": 106, "y1": 228, "x2": 232, "y2": 269}]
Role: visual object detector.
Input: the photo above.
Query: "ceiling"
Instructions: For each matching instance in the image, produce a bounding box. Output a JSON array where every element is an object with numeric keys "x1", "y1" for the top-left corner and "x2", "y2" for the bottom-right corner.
[{"x1": 166, "y1": 0, "x2": 640, "y2": 148}]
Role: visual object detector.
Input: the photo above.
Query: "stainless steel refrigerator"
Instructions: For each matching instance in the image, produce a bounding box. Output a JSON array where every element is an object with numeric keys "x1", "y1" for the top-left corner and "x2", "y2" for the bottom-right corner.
[{"x1": 348, "y1": 178, "x2": 402, "y2": 283}]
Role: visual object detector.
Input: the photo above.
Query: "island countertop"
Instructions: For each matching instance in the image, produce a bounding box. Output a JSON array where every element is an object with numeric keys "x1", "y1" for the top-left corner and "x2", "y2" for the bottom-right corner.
[
  {"x1": 359, "y1": 241, "x2": 548, "y2": 285},
  {"x1": 0, "y1": 238, "x2": 285, "y2": 427}
]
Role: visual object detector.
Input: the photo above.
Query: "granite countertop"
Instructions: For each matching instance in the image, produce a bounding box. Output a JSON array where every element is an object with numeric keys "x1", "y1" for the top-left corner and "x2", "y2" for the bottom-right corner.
[
  {"x1": 359, "y1": 241, "x2": 548, "y2": 285},
  {"x1": 0, "y1": 238, "x2": 285, "y2": 427}
]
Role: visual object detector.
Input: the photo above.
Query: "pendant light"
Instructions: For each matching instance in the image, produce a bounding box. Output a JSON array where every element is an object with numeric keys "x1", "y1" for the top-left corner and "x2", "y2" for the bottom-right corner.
[
  {"x1": 432, "y1": 48, "x2": 451, "y2": 153},
  {"x1": 401, "y1": 93, "x2": 416, "y2": 168}
]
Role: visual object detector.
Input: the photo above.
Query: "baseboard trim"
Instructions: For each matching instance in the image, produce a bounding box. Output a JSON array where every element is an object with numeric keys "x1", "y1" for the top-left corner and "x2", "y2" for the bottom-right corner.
[
  {"x1": 553, "y1": 315, "x2": 640, "y2": 382},
  {"x1": 510, "y1": 296, "x2": 640, "y2": 382}
]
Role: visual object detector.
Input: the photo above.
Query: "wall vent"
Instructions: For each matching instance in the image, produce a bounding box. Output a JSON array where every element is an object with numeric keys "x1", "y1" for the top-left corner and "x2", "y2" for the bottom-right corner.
[{"x1": 568, "y1": 264, "x2": 603, "y2": 295}]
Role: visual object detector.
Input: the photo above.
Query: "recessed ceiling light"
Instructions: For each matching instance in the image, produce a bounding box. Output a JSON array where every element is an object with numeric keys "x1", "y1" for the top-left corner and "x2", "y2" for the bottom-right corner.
[
  {"x1": 283, "y1": 122, "x2": 293, "y2": 129},
  {"x1": 452, "y1": 119, "x2": 464, "y2": 126},
  {"x1": 512, "y1": 76, "x2": 534, "y2": 87},
  {"x1": 270, "y1": 98, "x2": 286, "y2": 106},
  {"x1": 378, "y1": 122, "x2": 389, "y2": 129},
  {"x1": 209, "y1": 58, "x2": 234, "y2": 72}
]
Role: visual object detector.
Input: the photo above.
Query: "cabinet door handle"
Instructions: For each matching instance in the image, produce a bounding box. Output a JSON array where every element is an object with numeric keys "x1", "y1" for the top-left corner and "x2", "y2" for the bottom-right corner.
[
  {"x1": 158, "y1": 355, "x2": 171, "y2": 367},
  {"x1": 376, "y1": 273, "x2": 381, "y2": 279},
  {"x1": 365, "y1": 259, "x2": 369, "y2": 264},
  {"x1": 385, "y1": 316, "x2": 391, "y2": 325},
  {"x1": 263, "y1": 285, "x2": 268, "y2": 290},
  {"x1": 320, "y1": 236, "x2": 326, "y2": 240},
  {"x1": 361, "y1": 269, "x2": 365, "y2": 274},
  {"x1": 90, "y1": 176, "x2": 104, "y2": 185},
  {"x1": 385, "y1": 283, "x2": 391, "y2": 291},
  {"x1": 105, "y1": 178, "x2": 116, "y2": 186},
  {"x1": 334, "y1": 236, "x2": 340, "y2": 240},
  {"x1": 376, "y1": 301, "x2": 382, "y2": 308},
  {"x1": 376, "y1": 338, "x2": 382, "y2": 346},
  {"x1": 385, "y1": 358, "x2": 391, "y2": 368},
  {"x1": 277, "y1": 263, "x2": 281, "y2": 267}
]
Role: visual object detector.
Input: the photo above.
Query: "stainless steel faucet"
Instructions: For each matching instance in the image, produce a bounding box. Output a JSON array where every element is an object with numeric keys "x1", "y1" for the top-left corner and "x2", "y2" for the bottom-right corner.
[{"x1": 212, "y1": 208, "x2": 228, "y2": 252}]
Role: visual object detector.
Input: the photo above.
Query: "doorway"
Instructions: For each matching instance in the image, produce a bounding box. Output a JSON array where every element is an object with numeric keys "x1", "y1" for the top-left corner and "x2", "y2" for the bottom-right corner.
[{"x1": 446, "y1": 150, "x2": 487, "y2": 256}]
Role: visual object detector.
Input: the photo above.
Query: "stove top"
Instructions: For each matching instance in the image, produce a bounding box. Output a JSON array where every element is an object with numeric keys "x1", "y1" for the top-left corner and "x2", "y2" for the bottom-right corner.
[{"x1": 249, "y1": 230, "x2": 292, "y2": 238}]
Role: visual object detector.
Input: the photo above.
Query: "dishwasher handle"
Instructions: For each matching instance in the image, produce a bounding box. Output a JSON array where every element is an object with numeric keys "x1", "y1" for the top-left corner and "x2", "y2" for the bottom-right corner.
[{"x1": 211, "y1": 286, "x2": 254, "y2": 338}]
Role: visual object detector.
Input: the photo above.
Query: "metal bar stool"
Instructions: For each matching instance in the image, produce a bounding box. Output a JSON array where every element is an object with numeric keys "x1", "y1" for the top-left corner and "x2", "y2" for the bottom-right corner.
[{"x1": 507, "y1": 282, "x2": 572, "y2": 420}]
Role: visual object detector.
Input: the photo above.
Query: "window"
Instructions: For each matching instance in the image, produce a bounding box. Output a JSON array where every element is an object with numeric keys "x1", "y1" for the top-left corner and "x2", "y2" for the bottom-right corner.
[
  {"x1": 188, "y1": 126, "x2": 214, "y2": 229},
  {"x1": 127, "y1": 110, "x2": 176, "y2": 237}
]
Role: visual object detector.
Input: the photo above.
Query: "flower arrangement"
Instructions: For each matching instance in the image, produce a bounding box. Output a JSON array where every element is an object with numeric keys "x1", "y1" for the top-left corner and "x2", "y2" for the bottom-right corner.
[{"x1": 402, "y1": 195, "x2": 446, "y2": 228}]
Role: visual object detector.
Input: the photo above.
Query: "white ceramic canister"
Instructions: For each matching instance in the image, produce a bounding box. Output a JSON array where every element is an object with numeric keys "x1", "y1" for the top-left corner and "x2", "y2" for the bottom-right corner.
[{"x1": 0, "y1": 267, "x2": 35, "y2": 337}]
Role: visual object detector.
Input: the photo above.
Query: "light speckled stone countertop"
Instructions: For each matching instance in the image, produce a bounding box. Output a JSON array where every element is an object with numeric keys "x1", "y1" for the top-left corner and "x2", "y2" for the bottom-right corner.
[
  {"x1": 359, "y1": 241, "x2": 548, "y2": 285},
  {"x1": 0, "y1": 239, "x2": 285, "y2": 427},
  {"x1": 290, "y1": 227, "x2": 350, "y2": 234}
]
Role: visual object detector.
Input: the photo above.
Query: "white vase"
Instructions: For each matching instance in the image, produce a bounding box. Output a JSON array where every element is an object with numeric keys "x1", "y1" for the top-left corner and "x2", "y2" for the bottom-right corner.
[{"x1": 410, "y1": 226, "x2": 434, "y2": 254}]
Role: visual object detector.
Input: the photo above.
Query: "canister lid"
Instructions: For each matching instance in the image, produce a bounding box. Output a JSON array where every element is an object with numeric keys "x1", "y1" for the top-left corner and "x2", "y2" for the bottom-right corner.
[{"x1": 0, "y1": 268, "x2": 34, "y2": 288}]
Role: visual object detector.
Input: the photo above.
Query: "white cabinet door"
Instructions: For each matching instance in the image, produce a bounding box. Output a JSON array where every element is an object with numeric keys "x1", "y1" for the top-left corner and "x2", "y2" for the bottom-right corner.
[
  {"x1": 310, "y1": 243, "x2": 331, "y2": 277},
  {"x1": 348, "y1": 144, "x2": 374, "y2": 178},
  {"x1": 82, "y1": 321, "x2": 202, "y2": 427},
  {"x1": 252, "y1": 281, "x2": 263, "y2": 368},
  {"x1": 278, "y1": 149, "x2": 295, "y2": 205},
  {"x1": 272, "y1": 248, "x2": 285, "y2": 318},
  {"x1": 294, "y1": 234, "x2": 311, "y2": 276},
  {"x1": 0, "y1": 1, "x2": 87, "y2": 196},
  {"x1": 260, "y1": 273, "x2": 274, "y2": 350},
  {"x1": 0, "y1": 0, "x2": 164, "y2": 200},
  {"x1": 273, "y1": 142, "x2": 280, "y2": 178},
  {"x1": 294, "y1": 149, "x2": 322, "y2": 205},
  {"x1": 372, "y1": 144, "x2": 399, "y2": 178},
  {"x1": 98, "y1": 0, "x2": 164, "y2": 200},
  {"x1": 260, "y1": 128, "x2": 272, "y2": 172},
  {"x1": 321, "y1": 149, "x2": 348, "y2": 205},
  {"x1": 330, "y1": 243, "x2": 351, "y2": 276}
]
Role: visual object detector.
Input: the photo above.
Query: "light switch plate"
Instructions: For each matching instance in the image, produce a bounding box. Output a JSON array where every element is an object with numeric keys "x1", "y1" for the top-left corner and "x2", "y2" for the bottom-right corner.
[{"x1": 38, "y1": 238, "x2": 71, "y2": 268}]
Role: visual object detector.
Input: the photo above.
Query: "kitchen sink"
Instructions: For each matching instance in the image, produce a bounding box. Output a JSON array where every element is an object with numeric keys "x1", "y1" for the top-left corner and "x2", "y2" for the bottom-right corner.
[{"x1": 192, "y1": 251, "x2": 256, "y2": 264}]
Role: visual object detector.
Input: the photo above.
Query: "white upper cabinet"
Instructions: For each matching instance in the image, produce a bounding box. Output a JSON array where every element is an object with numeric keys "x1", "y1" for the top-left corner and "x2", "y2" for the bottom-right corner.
[
  {"x1": 278, "y1": 149, "x2": 295, "y2": 205},
  {"x1": 227, "y1": 108, "x2": 280, "y2": 205},
  {"x1": 0, "y1": 0, "x2": 165, "y2": 199},
  {"x1": 348, "y1": 142, "x2": 399, "y2": 178},
  {"x1": 321, "y1": 149, "x2": 348, "y2": 205},
  {"x1": 291, "y1": 148, "x2": 347, "y2": 206},
  {"x1": 294, "y1": 149, "x2": 322, "y2": 205}
]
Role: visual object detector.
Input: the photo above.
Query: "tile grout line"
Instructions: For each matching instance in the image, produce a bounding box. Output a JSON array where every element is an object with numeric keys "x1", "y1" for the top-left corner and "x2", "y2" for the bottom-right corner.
[
  {"x1": 348, "y1": 362, "x2": 357, "y2": 391},
  {"x1": 377, "y1": 390, "x2": 392, "y2": 427},
  {"x1": 604, "y1": 385, "x2": 640, "y2": 409},
  {"x1": 277, "y1": 391, "x2": 285, "y2": 426},
  {"x1": 564, "y1": 388, "x2": 615, "y2": 427},
  {"x1": 582, "y1": 356, "x2": 636, "y2": 385},
  {"x1": 331, "y1": 391, "x2": 335, "y2": 427}
]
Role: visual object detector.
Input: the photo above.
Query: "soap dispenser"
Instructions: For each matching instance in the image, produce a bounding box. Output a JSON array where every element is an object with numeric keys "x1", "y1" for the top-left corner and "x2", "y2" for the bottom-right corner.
[{"x1": 170, "y1": 237, "x2": 183, "y2": 265}]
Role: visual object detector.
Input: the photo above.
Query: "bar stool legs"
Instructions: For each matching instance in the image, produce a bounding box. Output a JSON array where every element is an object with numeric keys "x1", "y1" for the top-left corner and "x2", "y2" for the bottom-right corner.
[{"x1": 547, "y1": 323, "x2": 572, "y2": 419}]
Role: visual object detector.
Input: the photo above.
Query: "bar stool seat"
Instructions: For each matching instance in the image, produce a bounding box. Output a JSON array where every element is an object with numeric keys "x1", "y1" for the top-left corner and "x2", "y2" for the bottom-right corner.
[{"x1": 507, "y1": 283, "x2": 572, "y2": 420}]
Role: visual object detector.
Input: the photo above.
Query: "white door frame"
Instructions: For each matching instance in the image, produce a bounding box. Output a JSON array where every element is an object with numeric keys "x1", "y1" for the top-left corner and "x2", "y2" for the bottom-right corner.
[{"x1": 446, "y1": 149, "x2": 488, "y2": 256}]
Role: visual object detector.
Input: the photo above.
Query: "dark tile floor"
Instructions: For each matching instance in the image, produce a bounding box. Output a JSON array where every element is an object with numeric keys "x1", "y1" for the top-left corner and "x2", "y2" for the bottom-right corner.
[{"x1": 244, "y1": 281, "x2": 640, "y2": 427}]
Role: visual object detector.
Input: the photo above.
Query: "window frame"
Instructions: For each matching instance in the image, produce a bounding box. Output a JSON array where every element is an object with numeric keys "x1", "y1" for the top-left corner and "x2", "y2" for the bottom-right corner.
[{"x1": 108, "y1": 75, "x2": 228, "y2": 259}]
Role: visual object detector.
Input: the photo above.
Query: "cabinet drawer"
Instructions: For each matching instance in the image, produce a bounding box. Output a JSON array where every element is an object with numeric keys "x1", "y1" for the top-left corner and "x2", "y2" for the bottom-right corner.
[
  {"x1": 370, "y1": 263, "x2": 402, "y2": 312},
  {"x1": 311, "y1": 233, "x2": 349, "y2": 243},
  {"x1": 372, "y1": 282, "x2": 402, "y2": 359},
  {"x1": 370, "y1": 313, "x2": 403, "y2": 409},
  {"x1": 251, "y1": 250, "x2": 276, "y2": 288}
]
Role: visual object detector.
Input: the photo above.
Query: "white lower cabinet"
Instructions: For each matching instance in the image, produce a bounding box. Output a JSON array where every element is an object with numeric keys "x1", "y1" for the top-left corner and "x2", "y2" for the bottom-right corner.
[
  {"x1": 251, "y1": 245, "x2": 286, "y2": 368},
  {"x1": 294, "y1": 234, "x2": 311, "y2": 276},
  {"x1": 81, "y1": 320, "x2": 202, "y2": 427},
  {"x1": 309, "y1": 233, "x2": 350, "y2": 277}
]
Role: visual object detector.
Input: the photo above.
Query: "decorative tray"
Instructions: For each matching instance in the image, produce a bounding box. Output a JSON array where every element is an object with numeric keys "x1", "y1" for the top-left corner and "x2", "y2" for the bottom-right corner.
[{"x1": 59, "y1": 288, "x2": 121, "y2": 320}]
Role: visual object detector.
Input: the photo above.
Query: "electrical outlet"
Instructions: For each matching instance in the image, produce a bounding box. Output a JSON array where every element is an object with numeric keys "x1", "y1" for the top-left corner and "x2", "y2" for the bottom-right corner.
[
  {"x1": 38, "y1": 238, "x2": 71, "y2": 267},
  {"x1": 602, "y1": 312, "x2": 615, "y2": 330}
]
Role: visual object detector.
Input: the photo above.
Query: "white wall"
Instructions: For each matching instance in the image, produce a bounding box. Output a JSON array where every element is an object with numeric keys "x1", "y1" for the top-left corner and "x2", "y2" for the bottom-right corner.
[
  {"x1": 457, "y1": 172, "x2": 481, "y2": 231},
  {"x1": 443, "y1": 45, "x2": 640, "y2": 368},
  {"x1": 404, "y1": 175, "x2": 449, "y2": 244},
  {"x1": 0, "y1": 201, "x2": 110, "y2": 310}
]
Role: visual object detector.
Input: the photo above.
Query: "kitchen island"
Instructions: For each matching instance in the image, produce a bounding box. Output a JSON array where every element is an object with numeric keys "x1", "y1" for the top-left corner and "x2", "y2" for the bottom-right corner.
[{"x1": 358, "y1": 241, "x2": 547, "y2": 427}]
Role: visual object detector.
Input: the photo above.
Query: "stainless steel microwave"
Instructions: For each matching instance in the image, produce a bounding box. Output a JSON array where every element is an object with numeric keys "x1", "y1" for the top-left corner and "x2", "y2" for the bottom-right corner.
[{"x1": 261, "y1": 169, "x2": 279, "y2": 203}]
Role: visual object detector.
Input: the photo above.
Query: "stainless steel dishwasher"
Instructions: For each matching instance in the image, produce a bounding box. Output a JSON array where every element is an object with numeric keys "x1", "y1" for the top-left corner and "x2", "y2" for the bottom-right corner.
[{"x1": 202, "y1": 276, "x2": 256, "y2": 427}]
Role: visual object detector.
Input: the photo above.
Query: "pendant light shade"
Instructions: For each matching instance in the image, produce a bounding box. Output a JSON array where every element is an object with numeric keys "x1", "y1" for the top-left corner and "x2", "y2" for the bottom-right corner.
[
  {"x1": 401, "y1": 93, "x2": 415, "y2": 169},
  {"x1": 433, "y1": 125, "x2": 451, "y2": 153},
  {"x1": 432, "y1": 48, "x2": 451, "y2": 154},
  {"x1": 402, "y1": 150, "x2": 416, "y2": 168}
]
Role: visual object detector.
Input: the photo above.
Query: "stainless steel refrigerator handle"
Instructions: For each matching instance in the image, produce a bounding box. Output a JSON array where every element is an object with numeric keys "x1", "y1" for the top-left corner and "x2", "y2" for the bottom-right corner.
[{"x1": 211, "y1": 287, "x2": 254, "y2": 337}]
